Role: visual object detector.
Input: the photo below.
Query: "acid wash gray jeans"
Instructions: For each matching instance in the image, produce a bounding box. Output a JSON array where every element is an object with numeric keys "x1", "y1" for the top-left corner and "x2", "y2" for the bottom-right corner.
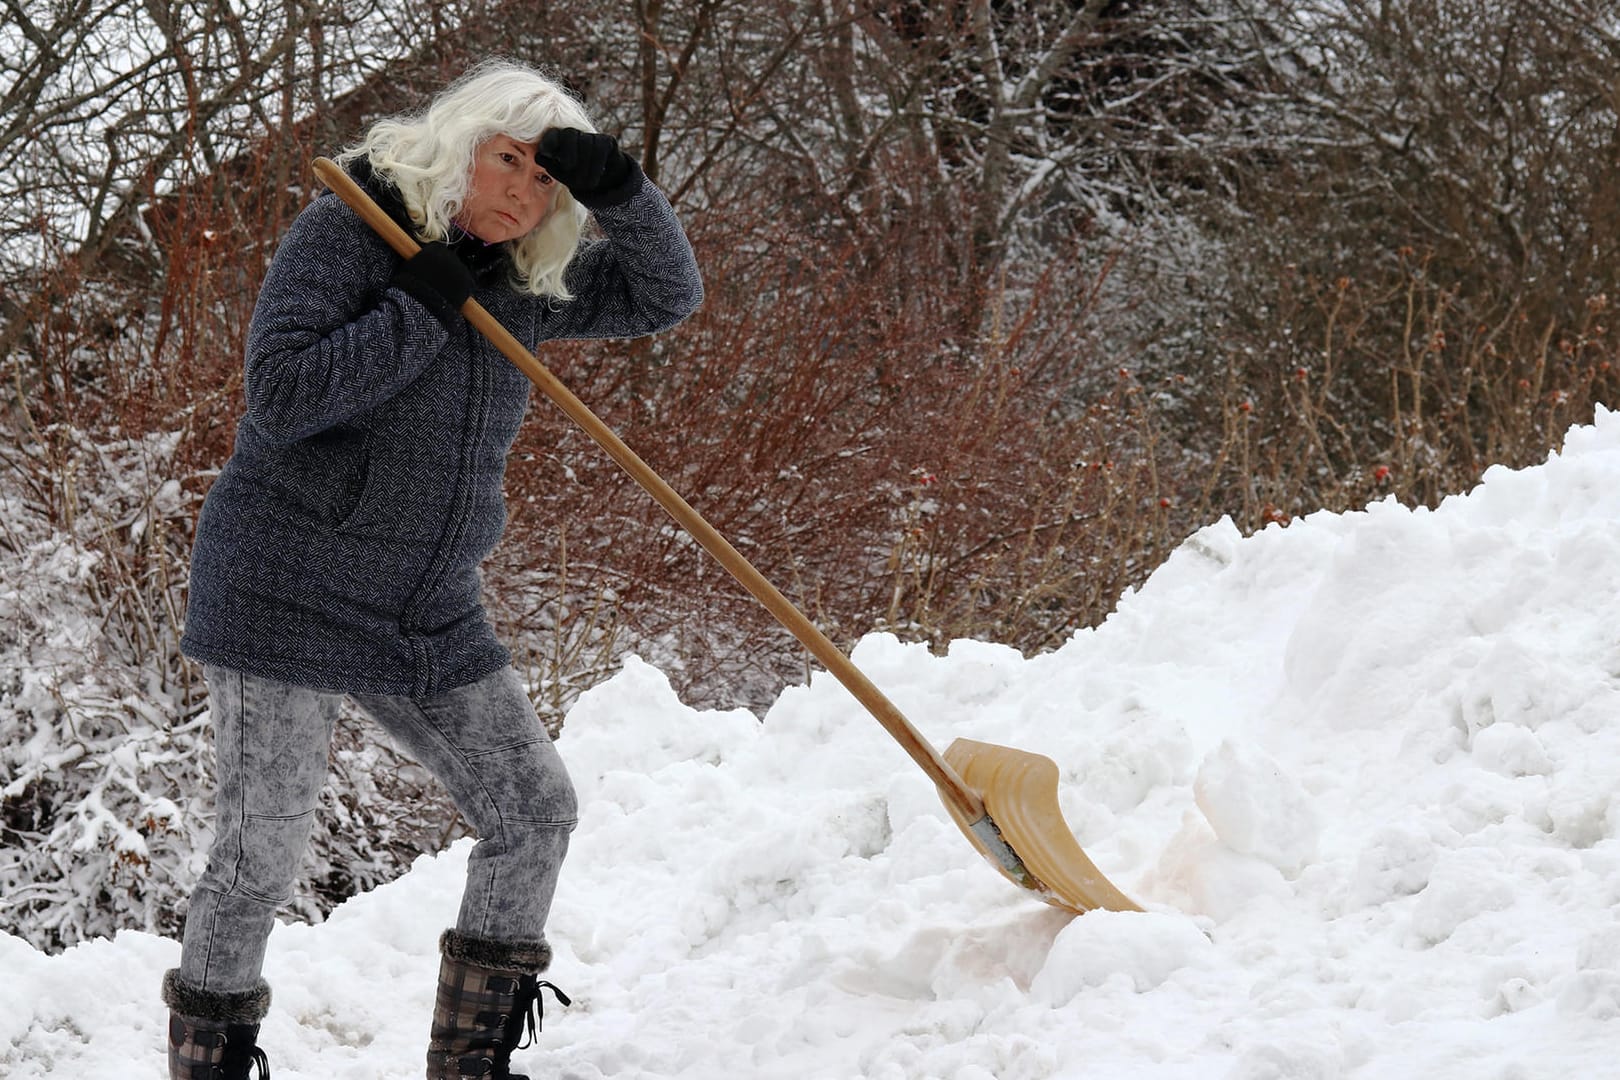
[{"x1": 178, "y1": 664, "x2": 578, "y2": 994}]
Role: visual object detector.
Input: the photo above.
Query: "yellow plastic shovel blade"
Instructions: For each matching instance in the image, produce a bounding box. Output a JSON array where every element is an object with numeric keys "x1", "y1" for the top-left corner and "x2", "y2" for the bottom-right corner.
[{"x1": 941, "y1": 738, "x2": 1142, "y2": 913}]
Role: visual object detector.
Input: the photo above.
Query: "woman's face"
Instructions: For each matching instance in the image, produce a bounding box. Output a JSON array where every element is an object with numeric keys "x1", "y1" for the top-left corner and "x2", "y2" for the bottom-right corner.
[{"x1": 457, "y1": 134, "x2": 559, "y2": 243}]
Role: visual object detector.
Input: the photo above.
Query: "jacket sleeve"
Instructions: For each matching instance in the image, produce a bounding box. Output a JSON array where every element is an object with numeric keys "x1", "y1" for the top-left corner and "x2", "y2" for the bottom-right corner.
[
  {"x1": 243, "y1": 195, "x2": 451, "y2": 444},
  {"x1": 533, "y1": 177, "x2": 704, "y2": 342}
]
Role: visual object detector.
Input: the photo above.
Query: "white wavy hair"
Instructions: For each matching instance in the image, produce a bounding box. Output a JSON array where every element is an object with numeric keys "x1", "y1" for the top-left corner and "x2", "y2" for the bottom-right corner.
[{"x1": 339, "y1": 60, "x2": 595, "y2": 299}]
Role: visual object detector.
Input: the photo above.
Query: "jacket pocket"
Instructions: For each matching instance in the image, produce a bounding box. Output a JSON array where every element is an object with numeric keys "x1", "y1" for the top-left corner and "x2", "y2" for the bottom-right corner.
[
  {"x1": 331, "y1": 430, "x2": 374, "y2": 532},
  {"x1": 275, "y1": 423, "x2": 372, "y2": 530}
]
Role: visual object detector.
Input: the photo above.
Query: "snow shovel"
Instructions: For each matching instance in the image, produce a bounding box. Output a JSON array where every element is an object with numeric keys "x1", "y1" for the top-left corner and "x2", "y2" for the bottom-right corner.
[{"x1": 311, "y1": 157, "x2": 1141, "y2": 915}]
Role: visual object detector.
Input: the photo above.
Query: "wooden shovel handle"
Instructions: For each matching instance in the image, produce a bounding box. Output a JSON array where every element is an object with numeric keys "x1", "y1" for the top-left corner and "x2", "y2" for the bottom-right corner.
[{"x1": 310, "y1": 157, "x2": 986, "y2": 822}]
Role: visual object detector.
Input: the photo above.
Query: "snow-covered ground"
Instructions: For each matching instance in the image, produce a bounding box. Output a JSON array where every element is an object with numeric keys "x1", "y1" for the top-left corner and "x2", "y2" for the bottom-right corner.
[{"x1": 9, "y1": 409, "x2": 1620, "y2": 1079}]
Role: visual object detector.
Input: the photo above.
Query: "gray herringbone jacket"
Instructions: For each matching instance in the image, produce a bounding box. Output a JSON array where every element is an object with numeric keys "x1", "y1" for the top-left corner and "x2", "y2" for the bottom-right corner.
[{"x1": 180, "y1": 166, "x2": 703, "y2": 697}]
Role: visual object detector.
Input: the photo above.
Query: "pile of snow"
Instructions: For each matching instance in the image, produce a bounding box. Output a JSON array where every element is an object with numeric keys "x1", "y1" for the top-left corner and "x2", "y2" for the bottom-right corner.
[{"x1": 8, "y1": 409, "x2": 1620, "y2": 1078}]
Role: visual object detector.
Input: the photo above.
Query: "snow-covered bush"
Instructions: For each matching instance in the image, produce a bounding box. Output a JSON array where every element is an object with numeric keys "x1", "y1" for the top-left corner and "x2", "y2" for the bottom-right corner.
[
  {"x1": 0, "y1": 420, "x2": 480, "y2": 950},
  {"x1": 0, "y1": 424, "x2": 208, "y2": 947}
]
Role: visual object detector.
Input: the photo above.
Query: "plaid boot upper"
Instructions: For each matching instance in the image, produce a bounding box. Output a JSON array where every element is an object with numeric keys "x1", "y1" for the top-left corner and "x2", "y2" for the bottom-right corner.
[{"x1": 427, "y1": 930, "x2": 569, "y2": 1080}]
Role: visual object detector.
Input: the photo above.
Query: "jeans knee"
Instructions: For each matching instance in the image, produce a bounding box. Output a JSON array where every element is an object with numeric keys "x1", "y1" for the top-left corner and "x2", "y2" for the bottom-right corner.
[
  {"x1": 478, "y1": 742, "x2": 577, "y2": 830},
  {"x1": 512, "y1": 762, "x2": 577, "y2": 828},
  {"x1": 212, "y1": 808, "x2": 318, "y2": 903},
  {"x1": 548, "y1": 767, "x2": 579, "y2": 826}
]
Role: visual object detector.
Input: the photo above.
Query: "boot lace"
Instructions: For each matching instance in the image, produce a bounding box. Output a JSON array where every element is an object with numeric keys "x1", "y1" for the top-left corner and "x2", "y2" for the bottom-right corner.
[
  {"x1": 492, "y1": 976, "x2": 572, "y2": 1077},
  {"x1": 218, "y1": 1023, "x2": 270, "y2": 1080}
]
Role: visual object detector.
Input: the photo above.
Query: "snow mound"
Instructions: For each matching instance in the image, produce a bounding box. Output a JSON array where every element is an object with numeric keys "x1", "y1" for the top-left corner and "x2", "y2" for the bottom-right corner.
[{"x1": 9, "y1": 408, "x2": 1620, "y2": 1077}]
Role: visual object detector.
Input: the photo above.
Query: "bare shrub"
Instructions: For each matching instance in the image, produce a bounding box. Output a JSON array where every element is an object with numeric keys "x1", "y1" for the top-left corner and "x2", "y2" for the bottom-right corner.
[
  {"x1": 489, "y1": 185, "x2": 1184, "y2": 707},
  {"x1": 1193, "y1": 257, "x2": 1620, "y2": 528}
]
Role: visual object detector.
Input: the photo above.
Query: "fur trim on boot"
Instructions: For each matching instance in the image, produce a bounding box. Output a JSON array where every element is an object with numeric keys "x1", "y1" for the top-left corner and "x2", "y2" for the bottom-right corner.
[
  {"x1": 162, "y1": 970, "x2": 272, "y2": 1080},
  {"x1": 439, "y1": 929, "x2": 551, "y2": 975},
  {"x1": 162, "y1": 970, "x2": 272, "y2": 1023}
]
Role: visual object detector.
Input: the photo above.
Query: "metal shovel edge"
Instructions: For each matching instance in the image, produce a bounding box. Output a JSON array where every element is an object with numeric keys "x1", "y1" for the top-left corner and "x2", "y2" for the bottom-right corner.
[{"x1": 310, "y1": 157, "x2": 1142, "y2": 915}]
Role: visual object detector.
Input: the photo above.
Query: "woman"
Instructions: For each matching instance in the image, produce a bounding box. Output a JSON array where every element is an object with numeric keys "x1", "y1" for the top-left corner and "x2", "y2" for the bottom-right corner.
[{"x1": 162, "y1": 60, "x2": 703, "y2": 1080}]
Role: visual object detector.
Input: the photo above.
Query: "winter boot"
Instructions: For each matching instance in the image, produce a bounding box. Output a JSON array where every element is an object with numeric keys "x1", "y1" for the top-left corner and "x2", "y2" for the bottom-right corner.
[
  {"x1": 426, "y1": 929, "x2": 571, "y2": 1079},
  {"x1": 162, "y1": 969, "x2": 272, "y2": 1079}
]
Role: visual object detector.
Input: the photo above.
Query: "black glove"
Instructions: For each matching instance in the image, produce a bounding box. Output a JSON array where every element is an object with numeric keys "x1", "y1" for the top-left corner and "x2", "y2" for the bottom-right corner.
[
  {"x1": 535, "y1": 128, "x2": 644, "y2": 210},
  {"x1": 391, "y1": 241, "x2": 475, "y2": 323}
]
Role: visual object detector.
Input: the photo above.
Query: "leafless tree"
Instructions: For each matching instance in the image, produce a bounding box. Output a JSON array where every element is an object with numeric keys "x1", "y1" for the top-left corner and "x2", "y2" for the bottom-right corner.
[
  {"x1": 0, "y1": 0, "x2": 487, "y2": 359},
  {"x1": 1239, "y1": 0, "x2": 1620, "y2": 316}
]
